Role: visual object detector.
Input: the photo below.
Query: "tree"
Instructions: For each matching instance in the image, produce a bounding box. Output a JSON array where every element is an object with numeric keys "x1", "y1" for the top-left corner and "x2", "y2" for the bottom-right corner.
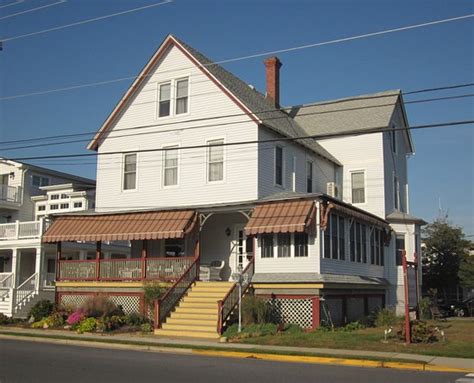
[
  {"x1": 458, "y1": 244, "x2": 474, "y2": 289},
  {"x1": 422, "y1": 218, "x2": 470, "y2": 302}
]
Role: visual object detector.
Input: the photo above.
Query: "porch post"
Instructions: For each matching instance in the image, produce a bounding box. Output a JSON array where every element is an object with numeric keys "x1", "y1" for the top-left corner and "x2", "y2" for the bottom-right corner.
[
  {"x1": 311, "y1": 296, "x2": 320, "y2": 330},
  {"x1": 55, "y1": 242, "x2": 62, "y2": 282},
  {"x1": 402, "y1": 251, "x2": 411, "y2": 344},
  {"x1": 194, "y1": 238, "x2": 200, "y2": 280},
  {"x1": 34, "y1": 246, "x2": 42, "y2": 291},
  {"x1": 96, "y1": 241, "x2": 101, "y2": 281},
  {"x1": 414, "y1": 252, "x2": 420, "y2": 320},
  {"x1": 141, "y1": 240, "x2": 147, "y2": 280},
  {"x1": 11, "y1": 248, "x2": 18, "y2": 287}
]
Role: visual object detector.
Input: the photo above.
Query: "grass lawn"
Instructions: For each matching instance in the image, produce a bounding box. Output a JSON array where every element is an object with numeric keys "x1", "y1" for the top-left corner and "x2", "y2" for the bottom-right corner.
[{"x1": 234, "y1": 319, "x2": 474, "y2": 359}]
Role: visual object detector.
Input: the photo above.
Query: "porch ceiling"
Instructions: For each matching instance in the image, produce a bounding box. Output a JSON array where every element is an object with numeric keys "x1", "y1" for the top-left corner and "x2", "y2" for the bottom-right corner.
[
  {"x1": 42, "y1": 210, "x2": 197, "y2": 242},
  {"x1": 245, "y1": 200, "x2": 315, "y2": 235}
]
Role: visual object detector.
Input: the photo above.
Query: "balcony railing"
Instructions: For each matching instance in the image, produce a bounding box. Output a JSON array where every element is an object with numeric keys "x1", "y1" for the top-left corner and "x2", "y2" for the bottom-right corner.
[
  {"x1": 57, "y1": 257, "x2": 195, "y2": 282},
  {"x1": 0, "y1": 185, "x2": 21, "y2": 204},
  {"x1": 0, "y1": 219, "x2": 47, "y2": 241}
]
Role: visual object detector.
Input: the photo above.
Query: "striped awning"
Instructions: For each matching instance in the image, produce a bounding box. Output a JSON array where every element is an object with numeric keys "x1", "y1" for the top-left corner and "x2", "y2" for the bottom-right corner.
[
  {"x1": 245, "y1": 200, "x2": 316, "y2": 235},
  {"x1": 42, "y1": 210, "x2": 196, "y2": 243}
]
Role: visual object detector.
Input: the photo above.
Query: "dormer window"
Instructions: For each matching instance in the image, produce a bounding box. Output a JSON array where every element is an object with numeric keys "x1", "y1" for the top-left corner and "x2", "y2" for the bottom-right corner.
[
  {"x1": 158, "y1": 82, "x2": 171, "y2": 117},
  {"x1": 175, "y1": 78, "x2": 189, "y2": 114}
]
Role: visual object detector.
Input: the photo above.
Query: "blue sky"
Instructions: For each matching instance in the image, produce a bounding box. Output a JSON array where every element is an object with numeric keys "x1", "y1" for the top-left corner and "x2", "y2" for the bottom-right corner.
[{"x1": 0, "y1": 0, "x2": 473, "y2": 234}]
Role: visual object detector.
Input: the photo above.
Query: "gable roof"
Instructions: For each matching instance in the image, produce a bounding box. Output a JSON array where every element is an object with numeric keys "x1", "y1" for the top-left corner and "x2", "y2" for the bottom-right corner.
[
  {"x1": 290, "y1": 90, "x2": 414, "y2": 153},
  {"x1": 87, "y1": 34, "x2": 340, "y2": 165}
]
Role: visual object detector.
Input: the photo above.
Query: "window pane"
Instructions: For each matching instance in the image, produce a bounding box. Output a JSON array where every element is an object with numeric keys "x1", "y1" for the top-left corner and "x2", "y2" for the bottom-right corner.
[
  {"x1": 209, "y1": 142, "x2": 223, "y2": 162},
  {"x1": 176, "y1": 98, "x2": 187, "y2": 114},
  {"x1": 351, "y1": 172, "x2": 365, "y2": 203},
  {"x1": 208, "y1": 140, "x2": 224, "y2": 182},
  {"x1": 176, "y1": 79, "x2": 188, "y2": 98},
  {"x1": 306, "y1": 161, "x2": 313, "y2": 193},
  {"x1": 331, "y1": 215, "x2": 338, "y2": 259},
  {"x1": 261, "y1": 234, "x2": 274, "y2": 258},
  {"x1": 275, "y1": 147, "x2": 283, "y2": 185},
  {"x1": 294, "y1": 233, "x2": 308, "y2": 257},
  {"x1": 361, "y1": 224, "x2": 367, "y2": 263},
  {"x1": 350, "y1": 223, "x2": 356, "y2": 262},
  {"x1": 159, "y1": 100, "x2": 170, "y2": 117},
  {"x1": 356, "y1": 223, "x2": 362, "y2": 262},
  {"x1": 160, "y1": 83, "x2": 170, "y2": 101},
  {"x1": 396, "y1": 234, "x2": 405, "y2": 266},
  {"x1": 124, "y1": 154, "x2": 137, "y2": 172},
  {"x1": 277, "y1": 233, "x2": 291, "y2": 258},
  {"x1": 124, "y1": 173, "x2": 136, "y2": 190},
  {"x1": 338, "y1": 216, "x2": 345, "y2": 260},
  {"x1": 123, "y1": 154, "x2": 137, "y2": 190}
]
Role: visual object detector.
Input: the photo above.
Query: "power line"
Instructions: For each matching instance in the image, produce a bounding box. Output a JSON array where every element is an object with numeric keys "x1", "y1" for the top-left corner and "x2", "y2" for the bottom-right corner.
[
  {"x1": 1, "y1": 82, "x2": 473, "y2": 148},
  {"x1": 0, "y1": 0, "x2": 24, "y2": 10},
  {"x1": 1, "y1": 0, "x2": 173, "y2": 42},
  {"x1": 5, "y1": 120, "x2": 473, "y2": 162},
  {"x1": 0, "y1": 0, "x2": 66, "y2": 21},
  {"x1": 1, "y1": 13, "x2": 473, "y2": 99}
]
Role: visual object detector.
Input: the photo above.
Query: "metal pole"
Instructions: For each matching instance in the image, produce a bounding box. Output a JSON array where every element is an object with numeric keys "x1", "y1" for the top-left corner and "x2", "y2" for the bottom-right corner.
[{"x1": 238, "y1": 282, "x2": 242, "y2": 333}]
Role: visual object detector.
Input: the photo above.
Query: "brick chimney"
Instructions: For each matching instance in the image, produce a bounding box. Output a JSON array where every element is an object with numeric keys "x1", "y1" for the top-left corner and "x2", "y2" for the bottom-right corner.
[{"x1": 264, "y1": 56, "x2": 282, "y2": 108}]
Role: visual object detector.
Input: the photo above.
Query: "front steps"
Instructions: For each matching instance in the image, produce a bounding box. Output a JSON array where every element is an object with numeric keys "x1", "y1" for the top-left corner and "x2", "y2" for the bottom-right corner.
[{"x1": 154, "y1": 281, "x2": 233, "y2": 339}]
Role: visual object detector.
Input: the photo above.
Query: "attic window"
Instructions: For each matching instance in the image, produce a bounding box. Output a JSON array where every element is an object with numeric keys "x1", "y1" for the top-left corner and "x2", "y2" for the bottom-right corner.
[
  {"x1": 175, "y1": 78, "x2": 189, "y2": 114},
  {"x1": 159, "y1": 82, "x2": 171, "y2": 117}
]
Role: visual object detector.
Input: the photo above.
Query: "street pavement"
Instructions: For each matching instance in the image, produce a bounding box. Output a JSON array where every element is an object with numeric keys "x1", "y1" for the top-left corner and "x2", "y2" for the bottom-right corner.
[{"x1": 0, "y1": 338, "x2": 467, "y2": 383}]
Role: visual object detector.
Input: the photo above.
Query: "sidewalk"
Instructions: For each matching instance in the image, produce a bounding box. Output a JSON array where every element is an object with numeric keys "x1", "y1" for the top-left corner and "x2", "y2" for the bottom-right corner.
[{"x1": 0, "y1": 327, "x2": 472, "y2": 372}]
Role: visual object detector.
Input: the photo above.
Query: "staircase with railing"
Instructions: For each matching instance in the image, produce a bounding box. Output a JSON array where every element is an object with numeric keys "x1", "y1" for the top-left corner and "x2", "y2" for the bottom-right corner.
[
  {"x1": 13, "y1": 273, "x2": 38, "y2": 313},
  {"x1": 217, "y1": 257, "x2": 255, "y2": 334}
]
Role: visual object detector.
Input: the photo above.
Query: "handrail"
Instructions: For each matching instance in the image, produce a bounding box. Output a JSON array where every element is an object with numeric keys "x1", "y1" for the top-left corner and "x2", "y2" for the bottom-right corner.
[
  {"x1": 14, "y1": 273, "x2": 37, "y2": 311},
  {"x1": 217, "y1": 257, "x2": 255, "y2": 334},
  {"x1": 154, "y1": 257, "x2": 199, "y2": 329},
  {"x1": 0, "y1": 272, "x2": 13, "y2": 288}
]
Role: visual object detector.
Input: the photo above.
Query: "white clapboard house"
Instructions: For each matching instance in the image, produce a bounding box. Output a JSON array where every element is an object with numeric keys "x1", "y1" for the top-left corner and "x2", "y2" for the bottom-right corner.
[{"x1": 42, "y1": 35, "x2": 425, "y2": 338}]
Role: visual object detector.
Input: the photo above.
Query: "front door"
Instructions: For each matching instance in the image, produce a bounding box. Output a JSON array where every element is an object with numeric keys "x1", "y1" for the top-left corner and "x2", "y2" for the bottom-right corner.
[{"x1": 231, "y1": 224, "x2": 249, "y2": 275}]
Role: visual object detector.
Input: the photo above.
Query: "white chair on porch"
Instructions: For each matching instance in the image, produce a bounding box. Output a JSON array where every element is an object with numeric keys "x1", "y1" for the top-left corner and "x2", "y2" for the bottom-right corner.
[{"x1": 199, "y1": 260, "x2": 225, "y2": 281}]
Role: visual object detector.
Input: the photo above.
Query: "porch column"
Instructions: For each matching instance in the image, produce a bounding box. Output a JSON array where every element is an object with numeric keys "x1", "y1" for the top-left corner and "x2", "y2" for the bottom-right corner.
[
  {"x1": 96, "y1": 241, "x2": 101, "y2": 281},
  {"x1": 141, "y1": 240, "x2": 147, "y2": 280},
  {"x1": 194, "y1": 238, "x2": 200, "y2": 280},
  {"x1": 34, "y1": 246, "x2": 42, "y2": 291},
  {"x1": 11, "y1": 248, "x2": 18, "y2": 287},
  {"x1": 311, "y1": 296, "x2": 320, "y2": 330},
  {"x1": 78, "y1": 250, "x2": 87, "y2": 261},
  {"x1": 55, "y1": 242, "x2": 62, "y2": 282}
]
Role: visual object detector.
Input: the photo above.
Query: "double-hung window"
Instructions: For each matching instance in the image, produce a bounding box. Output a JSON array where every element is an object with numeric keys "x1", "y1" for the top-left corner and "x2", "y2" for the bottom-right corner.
[
  {"x1": 351, "y1": 171, "x2": 365, "y2": 204},
  {"x1": 123, "y1": 153, "x2": 137, "y2": 190},
  {"x1": 158, "y1": 82, "x2": 171, "y2": 117},
  {"x1": 261, "y1": 234, "x2": 274, "y2": 258},
  {"x1": 395, "y1": 234, "x2": 405, "y2": 266},
  {"x1": 277, "y1": 233, "x2": 291, "y2": 258},
  {"x1": 294, "y1": 232, "x2": 308, "y2": 257},
  {"x1": 207, "y1": 139, "x2": 224, "y2": 182},
  {"x1": 306, "y1": 161, "x2": 313, "y2": 193},
  {"x1": 163, "y1": 146, "x2": 179, "y2": 186},
  {"x1": 350, "y1": 221, "x2": 356, "y2": 262},
  {"x1": 175, "y1": 78, "x2": 189, "y2": 114},
  {"x1": 275, "y1": 146, "x2": 283, "y2": 186}
]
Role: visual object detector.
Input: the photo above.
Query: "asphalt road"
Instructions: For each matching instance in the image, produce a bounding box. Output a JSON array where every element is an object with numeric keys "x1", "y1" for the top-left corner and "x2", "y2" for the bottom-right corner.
[{"x1": 0, "y1": 339, "x2": 466, "y2": 383}]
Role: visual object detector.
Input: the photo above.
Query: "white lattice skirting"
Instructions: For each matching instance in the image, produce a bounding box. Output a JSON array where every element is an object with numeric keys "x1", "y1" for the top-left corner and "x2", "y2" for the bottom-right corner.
[
  {"x1": 59, "y1": 294, "x2": 142, "y2": 315},
  {"x1": 266, "y1": 298, "x2": 313, "y2": 329}
]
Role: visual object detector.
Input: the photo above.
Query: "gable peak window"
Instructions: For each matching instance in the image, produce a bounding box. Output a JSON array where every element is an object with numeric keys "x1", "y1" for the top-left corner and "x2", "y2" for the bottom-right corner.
[
  {"x1": 158, "y1": 82, "x2": 171, "y2": 117},
  {"x1": 123, "y1": 153, "x2": 137, "y2": 190},
  {"x1": 351, "y1": 171, "x2": 365, "y2": 204},
  {"x1": 207, "y1": 139, "x2": 224, "y2": 182},
  {"x1": 175, "y1": 78, "x2": 189, "y2": 115},
  {"x1": 275, "y1": 146, "x2": 284, "y2": 186},
  {"x1": 163, "y1": 145, "x2": 179, "y2": 186}
]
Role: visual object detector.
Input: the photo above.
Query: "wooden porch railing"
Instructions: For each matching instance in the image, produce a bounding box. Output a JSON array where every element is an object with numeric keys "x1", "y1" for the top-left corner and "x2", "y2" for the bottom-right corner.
[
  {"x1": 217, "y1": 257, "x2": 255, "y2": 334},
  {"x1": 154, "y1": 257, "x2": 199, "y2": 329},
  {"x1": 57, "y1": 257, "x2": 195, "y2": 282}
]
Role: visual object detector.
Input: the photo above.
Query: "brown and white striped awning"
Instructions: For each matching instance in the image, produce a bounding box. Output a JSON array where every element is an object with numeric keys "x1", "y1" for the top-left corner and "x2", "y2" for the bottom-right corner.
[
  {"x1": 245, "y1": 200, "x2": 316, "y2": 235},
  {"x1": 42, "y1": 210, "x2": 197, "y2": 243}
]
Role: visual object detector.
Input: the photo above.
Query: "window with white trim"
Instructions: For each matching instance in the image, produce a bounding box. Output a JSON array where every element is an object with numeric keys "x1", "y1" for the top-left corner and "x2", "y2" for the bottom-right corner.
[
  {"x1": 323, "y1": 214, "x2": 345, "y2": 260},
  {"x1": 277, "y1": 233, "x2": 291, "y2": 258},
  {"x1": 306, "y1": 161, "x2": 313, "y2": 193},
  {"x1": 32, "y1": 175, "x2": 49, "y2": 187},
  {"x1": 158, "y1": 82, "x2": 171, "y2": 117},
  {"x1": 73, "y1": 202, "x2": 83, "y2": 209},
  {"x1": 123, "y1": 153, "x2": 137, "y2": 190},
  {"x1": 275, "y1": 146, "x2": 283, "y2": 186},
  {"x1": 351, "y1": 172, "x2": 365, "y2": 204},
  {"x1": 207, "y1": 139, "x2": 224, "y2": 182},
  {"x1": 294, "y1": 232, "x2": 308, "y2": 257},
  {"x1": 50, "y1": 194, "x2": 60, "y2": 200},
  {"x1": 60, "y1": 203, "x2": 69, "y2": 209},
  {"x1": 163, "y1": 146, "x2": 179, "y2": 186},
  {"x1": 175, "y1": 78, "x2": 189, "y2": 114},
  {"x1": 38, "y1": 205, "x2": 46, "y2": 211},
  {"x1": 261, "y1": 234, "x2": 274, "y2": 258},
  {"x1": 396, "y1": 234, "x2": 405, "y2": 266}
]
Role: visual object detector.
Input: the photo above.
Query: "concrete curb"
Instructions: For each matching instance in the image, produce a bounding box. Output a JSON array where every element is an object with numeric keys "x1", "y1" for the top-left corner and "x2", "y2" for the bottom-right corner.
[{"x1": 0, "y1": 332, "x2": 470, "y2": 373}]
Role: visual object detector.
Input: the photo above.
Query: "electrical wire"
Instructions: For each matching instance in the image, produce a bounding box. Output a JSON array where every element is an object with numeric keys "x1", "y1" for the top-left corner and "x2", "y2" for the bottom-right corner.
[{"x1": 0, "y1": 0, "x2": 66, "y2": 21}]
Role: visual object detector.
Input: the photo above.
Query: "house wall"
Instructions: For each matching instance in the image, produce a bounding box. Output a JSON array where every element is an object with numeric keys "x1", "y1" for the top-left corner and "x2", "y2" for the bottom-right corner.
[
  {"x1": 95, "y1": 44, "x2": 259, "y2": 211},
  {"x1": 317, "y1": 132, "x2": 385, "y2": 219},
  {"x1": 257, "y1": 128, "x2": 337, "y2": 198}
]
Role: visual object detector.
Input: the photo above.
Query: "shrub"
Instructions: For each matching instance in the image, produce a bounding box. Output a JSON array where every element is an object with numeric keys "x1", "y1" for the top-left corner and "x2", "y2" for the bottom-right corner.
[
  {"x1": 282, "y1": 323, "x2": 304, "y2": 334},
  {"x1": 141, "y1": 323, "x2": 153, "y2": 333},
  {"x1": 143, "y1": 282, "x2": 164, "y2": 309},
  {"x1": 66, "y1": 310, "x2": 85, "y2": 326},
  {"x1": 342, "y1": 321, "x2": 365, "y2": 332},
  {"x1": 77, "y1": 317, "x2": 98, "y2": 334},
  {"x1": 374, "y1": 307, "x2": 399, "y2": 327},
  {"x1": 45, "y1": 312, "x2": 66, "y2": 328},
  {"x1": 81, "y1": 295, "x2": 122, "y2": 318},
  {"x1": 0, "y1": 313, "x2": 12, "y2": 325},
  {"x1": 242, "y1": 296, "x2": 271, "y2": 325},
  {"x1": 28, "y1": 300, "x2": 54, "y2": 321},
  {"x1": 31, "y1": 319, "x2": 48, "y2": 329},
  {"x1": 399, "y1": 320, "x2": 439, "y2": 343},
  {"x1": 419, "y1": 297, "x2": 431, "y2": 320},
  {"x1": 124, "y1": 313, "x2": 147, "y2": 326}
]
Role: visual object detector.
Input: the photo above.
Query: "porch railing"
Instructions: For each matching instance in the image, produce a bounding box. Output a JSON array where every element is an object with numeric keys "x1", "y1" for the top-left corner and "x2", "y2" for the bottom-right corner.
[
  {"x1": 0, "y1": 219, "x2": 46, "y2": 241},
  {"x1": 0, "y1": 185, "x2": 21, "y2": 204},
  {"x1": 0, "y1": 272, "x2": 14, "y2": 288},
  {"x1": 154, "y1": 257, "x2": 199, "y2": 328},
  {"x1": 217, "y1": 257, "x2": 255, "y2": 334},
  {"x1": 14, "y1": 273, "x2": 37, "y2": 311},
  {"x1": 57, "y1": 257, "x2": 195, "y2": 282}
]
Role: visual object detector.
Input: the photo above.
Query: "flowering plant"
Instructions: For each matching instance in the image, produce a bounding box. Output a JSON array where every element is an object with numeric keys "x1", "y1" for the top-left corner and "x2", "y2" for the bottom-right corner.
[{"x1": 66, "y1": 310, "x2": 85, "y2": 326}]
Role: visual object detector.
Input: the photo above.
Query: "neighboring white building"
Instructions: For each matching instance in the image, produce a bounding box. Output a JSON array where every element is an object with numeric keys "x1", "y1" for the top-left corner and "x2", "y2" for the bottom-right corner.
[
  {"x1": 42, "y1": 35, "x2": 424, "y2": 338},
  {"x1": 0, "y1": 159, "x2": 128, "y2": 317}
]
